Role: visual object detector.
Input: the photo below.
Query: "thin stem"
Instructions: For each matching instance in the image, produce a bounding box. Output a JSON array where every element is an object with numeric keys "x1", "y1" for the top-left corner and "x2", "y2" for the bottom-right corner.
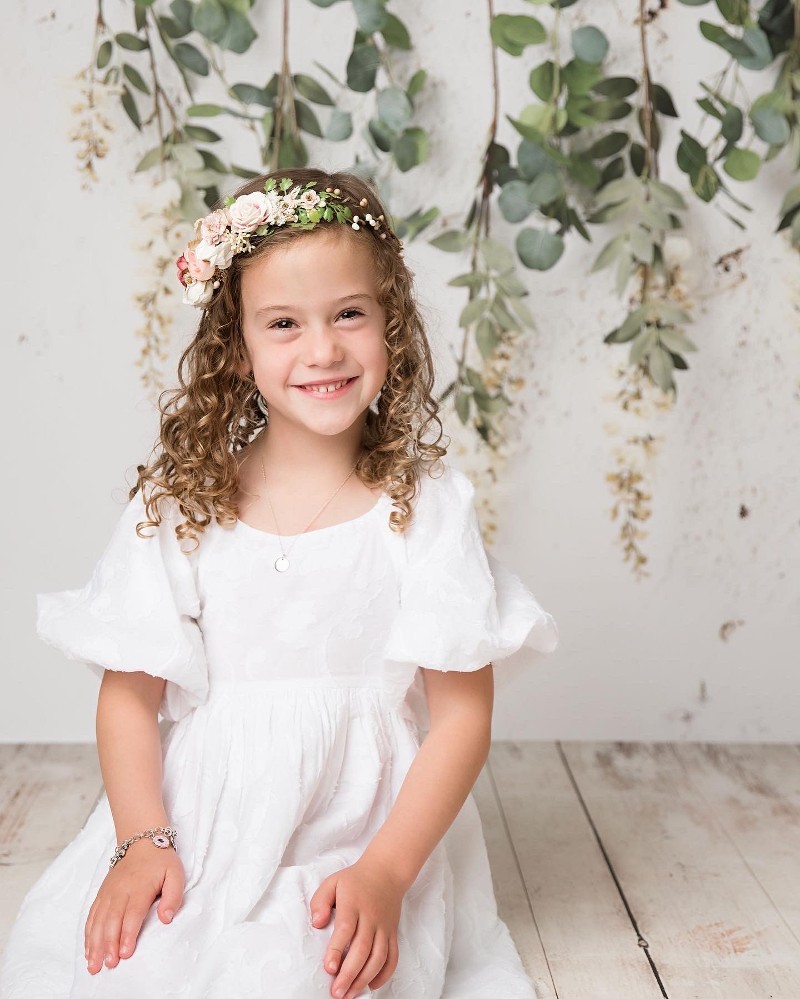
[{"x1": 638, "y1": 0, "x2": 657, "y2": 181}]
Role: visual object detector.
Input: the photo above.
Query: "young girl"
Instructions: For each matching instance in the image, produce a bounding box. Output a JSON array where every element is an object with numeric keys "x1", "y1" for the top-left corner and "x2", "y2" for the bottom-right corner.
[{"x1": 1, "y1": 168, "x2": 557, "y2": 998}]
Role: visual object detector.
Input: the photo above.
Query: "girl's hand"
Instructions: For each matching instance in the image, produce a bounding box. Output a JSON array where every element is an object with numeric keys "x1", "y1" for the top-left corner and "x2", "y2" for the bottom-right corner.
[
  {"x1": 84, "y1": 839, "x2": 185, "y2": 974},
  {"x1": 310, "y1": 856, "x2": 406, "y2": 999}
]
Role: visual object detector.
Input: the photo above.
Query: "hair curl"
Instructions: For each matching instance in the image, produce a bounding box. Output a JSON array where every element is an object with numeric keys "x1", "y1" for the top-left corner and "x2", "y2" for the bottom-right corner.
[{"x1": 131, "y1": 167, "x2": 449, "y2": 549}]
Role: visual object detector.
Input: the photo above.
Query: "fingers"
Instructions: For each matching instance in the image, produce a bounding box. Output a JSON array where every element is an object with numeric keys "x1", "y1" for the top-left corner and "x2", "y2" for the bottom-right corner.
[
  {"x1": 368, "y1": 933, "x2": 399, "y2": 991},
  {"x1": 310, "y1": 876, "x2": 336, "y2": 930},
  {"x1": 331, "y1": 925, "x2": 387, "y2": 999},
  {"x1": 324, "y1": 906, "x2": 355, "y2": 978},
  {"x1": 87, "y1": 898, "x2": 128, "y2": 973}
]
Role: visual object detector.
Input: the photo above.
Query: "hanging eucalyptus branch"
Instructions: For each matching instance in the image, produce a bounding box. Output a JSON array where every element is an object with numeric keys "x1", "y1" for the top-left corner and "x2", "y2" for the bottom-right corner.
[{"x1": 675, "y1": 0, "x2": 800, "y2": 240}]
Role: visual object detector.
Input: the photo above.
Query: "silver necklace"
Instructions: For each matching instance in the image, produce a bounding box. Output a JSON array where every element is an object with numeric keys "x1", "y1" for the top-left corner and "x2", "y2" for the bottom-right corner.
[{"x1": 259, "y1": 454, "x2": 360, "y2": 572}]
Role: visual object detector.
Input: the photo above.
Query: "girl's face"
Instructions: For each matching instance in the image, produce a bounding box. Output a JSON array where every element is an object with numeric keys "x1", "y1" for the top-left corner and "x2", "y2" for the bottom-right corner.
[{"x1": 239, "y1": 229, "x2": 389, "y2": 442}]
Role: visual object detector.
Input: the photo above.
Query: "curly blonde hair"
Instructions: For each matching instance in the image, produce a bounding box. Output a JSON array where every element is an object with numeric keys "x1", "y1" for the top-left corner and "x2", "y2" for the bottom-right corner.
[{"x1": 132, "y1": 167, "x2": 448, "y2": 549}]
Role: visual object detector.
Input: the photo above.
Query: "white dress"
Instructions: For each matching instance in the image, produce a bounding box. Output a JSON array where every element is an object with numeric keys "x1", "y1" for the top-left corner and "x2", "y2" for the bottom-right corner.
[{"x1": 1, "y1": 461, "x2": 558, "y2": 999}]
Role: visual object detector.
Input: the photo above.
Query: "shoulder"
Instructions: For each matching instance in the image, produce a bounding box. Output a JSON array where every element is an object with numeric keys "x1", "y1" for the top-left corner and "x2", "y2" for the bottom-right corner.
[
  {"x1": 407, "y1": 460, "x2": 477, "y2": 536},
  {"x1": 416, "y1": 460, "x2": 476, "y2": 506}
]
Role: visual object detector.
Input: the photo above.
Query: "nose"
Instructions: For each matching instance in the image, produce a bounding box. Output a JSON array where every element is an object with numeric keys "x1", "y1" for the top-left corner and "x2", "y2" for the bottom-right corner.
[{"x1": 302, "y1": 323, "x2": 345, "y2": 367}]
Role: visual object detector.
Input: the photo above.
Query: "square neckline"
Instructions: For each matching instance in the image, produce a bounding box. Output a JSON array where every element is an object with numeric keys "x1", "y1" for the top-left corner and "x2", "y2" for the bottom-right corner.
[{"x1": 234, "y1": 490, "x2": 390, "y2": 541}]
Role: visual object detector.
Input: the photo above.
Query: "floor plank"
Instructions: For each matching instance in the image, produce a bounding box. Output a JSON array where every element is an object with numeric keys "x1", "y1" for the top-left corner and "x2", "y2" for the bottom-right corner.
[
  {"x1": 673, "y1": 743, "x2": 800, "y2": 946},
  {"x1": 0, "y1": 744, "x2": 101, "y2": 952},
  {"x1": 472, "y1": 764, "x2": 557, "y2": 997},
  {"x1": 562, "y1": 741, "x2": 800, "y2": 999},
  {"x1": 490, "y1": 741, "x2": 664, "y2": 999}
]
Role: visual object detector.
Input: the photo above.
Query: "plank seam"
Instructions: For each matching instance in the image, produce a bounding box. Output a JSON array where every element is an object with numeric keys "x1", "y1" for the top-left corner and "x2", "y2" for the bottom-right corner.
[
  {"x1": 486, "y1": 754, "x2": 560, "y2": 999},
  {"x1": 556, "y1": 742, "x2": 670, "y2": 999}
]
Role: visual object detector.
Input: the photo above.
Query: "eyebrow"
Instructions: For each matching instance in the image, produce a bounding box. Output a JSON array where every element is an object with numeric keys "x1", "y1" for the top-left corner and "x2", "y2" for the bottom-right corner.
[{"x1": 254, "y1": 293, "x2": 373, "y2": 319}]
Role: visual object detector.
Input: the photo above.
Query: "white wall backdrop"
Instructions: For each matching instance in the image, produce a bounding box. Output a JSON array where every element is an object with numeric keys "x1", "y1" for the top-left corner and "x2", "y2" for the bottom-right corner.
[{"x1": 3, "y1": 0, "x2": 798, "y2": 743}]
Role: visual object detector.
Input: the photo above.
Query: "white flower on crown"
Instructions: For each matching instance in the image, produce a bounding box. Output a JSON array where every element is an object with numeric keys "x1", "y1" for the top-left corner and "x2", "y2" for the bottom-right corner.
[
  {"x1": 183, "y1": 279, "x2": 214, "y2": 306},
  {"x1": 228, "y1": 192, "x2": 272, "y2": 233},
  {"x1": 194, "y1": 237, "x2": 234, "y2": 270},
  {"x1": 299, "y1": 189, "x2": 320, "y2": 209}
]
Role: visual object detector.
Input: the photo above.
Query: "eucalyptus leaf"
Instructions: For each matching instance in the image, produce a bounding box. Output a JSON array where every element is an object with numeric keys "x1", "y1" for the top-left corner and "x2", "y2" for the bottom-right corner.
[
  {"x1": 231, "y1": 82, "x2": 270, "y2": 106},
  {"x1": 604, "y1": 307, "x2": 646, "y2": 343},
  {"x1": 120, "y1": 85, "x2": 141, "y2": 129},
  {"x1": 630, "y1": 327, "x2": 657, "y2": 365},
  {"x1": 184, "y1": 123, "x2": 222, "y2": 142},
  {"x1": 499, "y1": 180, "x2": 538, "y2": 223},
  {"x1": 586, "y1": 132, "x2": 629, "y2": 159},
  {"x1": 481, "y1": 239, "x2": 515, "y2": 273},
  {"x1": 715, "y1": 0, "x2": 748, "y2": 22},
  {"x1": 720, "y1": 105, "x2": 743, "y2": 143},
  {"x1": 491, "y1": 14, "x2": 546, "y2": 56},
  {"x1": 571, "y1": 26, "x2": 609, "y2": 64},
  {"x1": 592, "y1": 76, "x2": 638, "y2": 99},
  {"x1": 172, "y1": 142, "x2": 205, "y2": 170},
  {"x1": 562, "y1": 57, "x2": 604, "y2": 96},
  {"x1": 723, "y1": 146, "x2": 761, "y2": 180},
  {"x1": 459, "y1": 297, "x2": 490, "y2": 327},
  {"x1": 352, "y1": 0, "x2": 388, "y2": 34},
  {"x1": 449, "y1": 272, "x2": 486, "y2": 290},
  {"x1": 188, "y1": 103, "x2": 230, "y2": 116},
  {"x1": 346, "y1": 42, "x2": 380, "y2": 92},
  {"x1": 221, "y1": 10, "x2": 257, "y2": 53},
  {"x1": 455, "y1": 391, "x2": 472, "y2": 424},
  {"x1": 647, "y1": 345, "x2": 675, "y2": 392},
  {"x1": 430, "y1": 230, "x2": 470, "y2": 252},
  {"x1": 393, "y1": 127, "x2": 428, "y2": 172},
  {"x1": 294, "y1": 99, "x2": 323, "y2": 137},
  {"x1": 192, "y1": 0, "x2": 228, "y2": 43},
  {"x1": 629, "y1": 226, "x2": 655, "y2": 264},
  {"x1": 509, "y1": 295, "x2": 535, "y2": 329},
  {"x1": 368, "y1": 117, "x2": 393, "y2": 152},
  {"x1": 779, "y1": 183, "x2": 800, "y2": 216},
  {"x1": 381, "y1": 12, "x2": 411, "y2": 49},
  {"x1": 199, "y1": 148, "x2": 228, "y2": 173},
  {"x1": 326, "y1": 109, "x2": 352, "y2": 141},
  {"x1": 517, "y1": 139, "x2": 556, "y2": 179},
  {"x1": 516, "y1": 228, "x2": 565, "y2": 270},
  {"x1": 592, "y1": 233, "x2": 627, "y2": 273},
  {"x1": 659, "y1": 328, "x2": 698, "y2": 352},
  {"x1": 293, "y1": 74, "x2": 334, "y2": 106},
  {"x1": 97, "y1": 40, "x2": 113, "y2": 69},
  {"x1": 377, "y1": 87, "x2": 413, "y2": 130},
  {"x1": 491, "y1": 297, "x2": 519, "y2": 332},
  {"x1": 123, "y1": 63, "x2": 151, "y2": 94},
  {"x1": 529, "y1": 61, "x2": 556, "y2": 101},
  {"x1": 653, "y1": 83, "x2": 678, "y2": 117},
  {"x1": 750, "y1": 106, "x2": 790, "y2": 146},
  {"x1": 135, "y1": 145, "x2": 164, "y2": 172},
  {"x1": 475, "y1": 318, "x2": 499, "y2": 359},
  {"x1": 174, "y1": 42, "x2": 210, "y2": 75},
  {"x1": 116, "y1": 32, "x2": 149, "y2": 51},
  {"x1": 407, "y1": 69, "x2": 427, "y2": 99}
]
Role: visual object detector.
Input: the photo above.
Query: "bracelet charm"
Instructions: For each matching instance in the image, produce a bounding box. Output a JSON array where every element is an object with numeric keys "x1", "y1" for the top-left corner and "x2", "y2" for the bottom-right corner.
[{"x1": 109, "y1": 827, "x2": 177, "y2": 869}]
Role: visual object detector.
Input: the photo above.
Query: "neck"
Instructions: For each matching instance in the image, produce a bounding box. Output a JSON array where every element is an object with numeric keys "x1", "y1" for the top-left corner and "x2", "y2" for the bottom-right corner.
[{"x1": 254, "y1": 414, "x2": 366, "y2": 481}]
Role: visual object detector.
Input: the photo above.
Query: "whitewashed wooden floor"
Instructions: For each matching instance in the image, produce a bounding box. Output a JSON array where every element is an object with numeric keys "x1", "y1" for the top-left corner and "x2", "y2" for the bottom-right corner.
[{"x1": 2, "y1": 741, "x2": 799, "y2": 997}]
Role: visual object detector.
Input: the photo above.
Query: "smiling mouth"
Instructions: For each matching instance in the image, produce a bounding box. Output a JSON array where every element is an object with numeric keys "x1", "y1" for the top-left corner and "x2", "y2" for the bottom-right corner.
[{"x1": 294, "y1": 377, "x2": 357, "y2": 394}]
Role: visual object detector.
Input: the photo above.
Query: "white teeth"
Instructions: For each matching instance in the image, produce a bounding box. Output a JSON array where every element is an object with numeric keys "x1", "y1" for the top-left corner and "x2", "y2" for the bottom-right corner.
[{"x1": 303, "y1": 378, "x2": 349, "y2": 393}]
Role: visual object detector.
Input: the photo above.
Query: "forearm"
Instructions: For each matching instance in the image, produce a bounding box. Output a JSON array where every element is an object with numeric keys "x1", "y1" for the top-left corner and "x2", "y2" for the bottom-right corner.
[
  {"x1": 361, "y1": 710, "x2": 491, "y2": 891},
  {"x1": 96, "y1": 670, "x2": 169, "y2": 841}
]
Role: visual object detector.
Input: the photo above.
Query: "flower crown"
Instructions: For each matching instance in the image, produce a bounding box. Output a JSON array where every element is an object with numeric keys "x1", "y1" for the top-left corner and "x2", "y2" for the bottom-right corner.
[{"x1": 176, "y1": 177, "x2": 393, "y2": 308}]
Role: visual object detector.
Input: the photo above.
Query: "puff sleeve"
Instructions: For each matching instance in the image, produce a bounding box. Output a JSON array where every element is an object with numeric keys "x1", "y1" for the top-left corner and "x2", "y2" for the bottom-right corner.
[
  {"x1": 382, "y1": 463, "x2": 558, "y2": 673},
  {"x1": 35, "y1": 490, "x2": 208, "y2": 722}
]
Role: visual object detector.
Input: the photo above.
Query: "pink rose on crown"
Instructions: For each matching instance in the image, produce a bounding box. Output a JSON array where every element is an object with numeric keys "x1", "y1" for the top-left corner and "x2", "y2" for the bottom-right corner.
[
  {"x1": 185, "y1": 249, "x2": 216, "y2": 283},
  {"x1": 176, "y1": 255, "x2": 190, "y2": 288},
  {"x1": 200, "y1": 210, "x2": 228, "y2": 245},
  {"x1": 228, "y1": 192, "x2": 271, "y2": 233}
]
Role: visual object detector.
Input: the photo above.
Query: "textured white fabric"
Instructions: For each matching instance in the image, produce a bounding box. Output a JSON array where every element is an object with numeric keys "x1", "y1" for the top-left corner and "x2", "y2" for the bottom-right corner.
[{"x1": 2, "y1": 461, "x2": 557, "y2": 999}]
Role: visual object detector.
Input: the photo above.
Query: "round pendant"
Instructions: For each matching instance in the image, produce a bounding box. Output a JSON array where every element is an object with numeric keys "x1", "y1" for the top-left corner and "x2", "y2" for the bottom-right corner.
[
  {"x1": 151, "y1": 834, "x2": 170, "y2": 849},
  {"x1": 274, "y1": 554, "x2": 290, "y2": 572}
]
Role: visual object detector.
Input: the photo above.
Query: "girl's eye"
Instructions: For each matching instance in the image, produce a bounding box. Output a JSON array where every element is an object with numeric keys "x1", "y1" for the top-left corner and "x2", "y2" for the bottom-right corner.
[
  {"x1": 338, "y1": 309, "x2": 364, "y2": 321},
  {"x1": 269, "y1": 318, "x2": 296, "y2": 331}
]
